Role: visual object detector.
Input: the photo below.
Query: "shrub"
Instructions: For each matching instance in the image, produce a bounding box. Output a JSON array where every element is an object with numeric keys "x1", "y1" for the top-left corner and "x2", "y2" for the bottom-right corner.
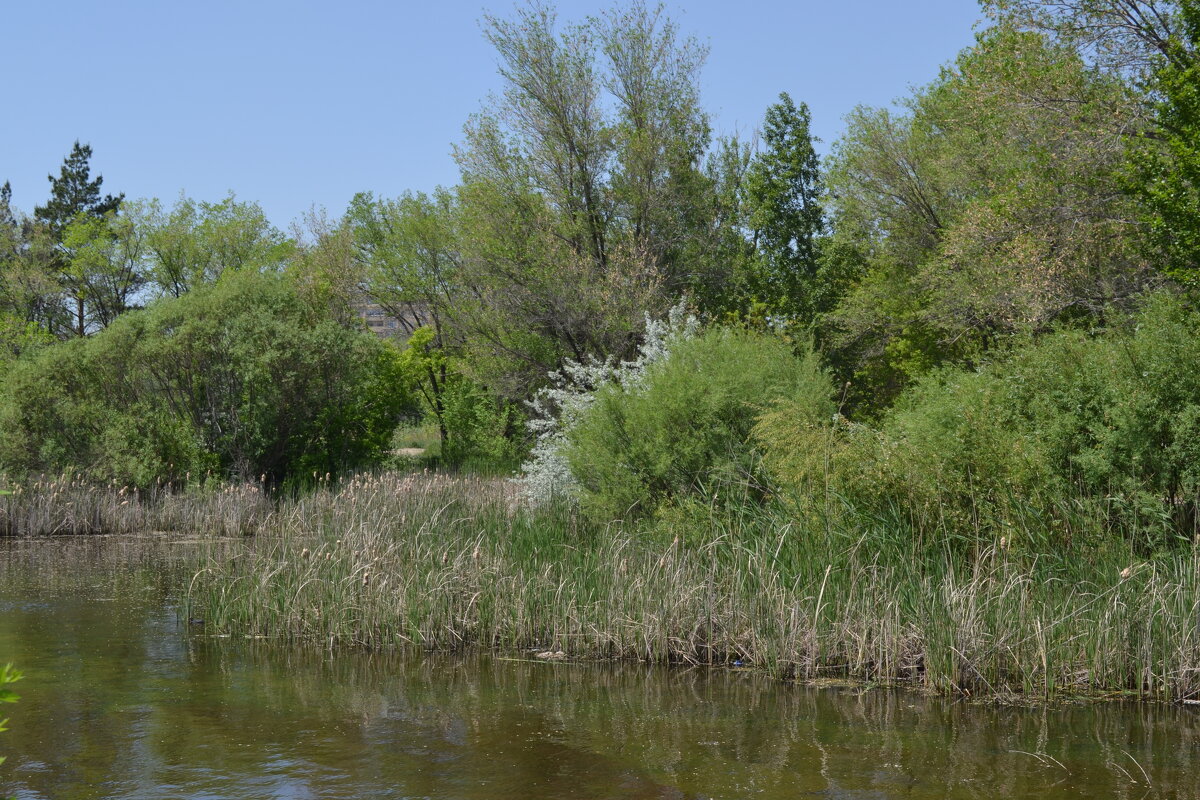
[
  {"x1": 0, "y1": 270, "x2": 418, "y2": 485},
  {"x1": 564, "y1": 327, "x2": 835, "y2": 521},
  {"x1": 437, "y1": 379, "x2": 524, "y2": 473},
  {"x1": 519, "y1": 302, "x2": 698, "y2": 504},
  {"x1": 896, "y1": 293, "x2": 1200, "y2": 540},
  {"x1": 760, "y1": 291, "x2": 1200, "y2": 549}
]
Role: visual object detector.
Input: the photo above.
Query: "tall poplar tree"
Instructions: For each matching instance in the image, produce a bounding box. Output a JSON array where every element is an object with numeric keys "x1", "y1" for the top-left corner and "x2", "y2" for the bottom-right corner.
[
  {"x1": 452, "y1": 0, "x2": 719, "y2": 396},
  {"x1": 744, "y1": 93, "x2": 824, "y2": 322}
]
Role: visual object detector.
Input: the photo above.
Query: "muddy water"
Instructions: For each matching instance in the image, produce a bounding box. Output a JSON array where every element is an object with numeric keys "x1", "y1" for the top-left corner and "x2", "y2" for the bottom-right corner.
[{"x1": 1, "y1": 536, "x2": 1199, "y2": 799}]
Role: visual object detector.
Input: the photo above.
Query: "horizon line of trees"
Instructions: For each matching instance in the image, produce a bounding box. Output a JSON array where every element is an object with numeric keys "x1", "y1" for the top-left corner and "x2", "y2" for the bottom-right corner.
[{"x1": 2, "y1": 0, "x2": 1199, "y2": 490}]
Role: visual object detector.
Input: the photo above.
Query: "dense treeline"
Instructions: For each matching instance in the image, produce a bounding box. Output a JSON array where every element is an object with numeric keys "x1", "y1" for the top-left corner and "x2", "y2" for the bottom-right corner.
[{"x1": 3, "y1": 0, "x2": 1200, "y2": 539}]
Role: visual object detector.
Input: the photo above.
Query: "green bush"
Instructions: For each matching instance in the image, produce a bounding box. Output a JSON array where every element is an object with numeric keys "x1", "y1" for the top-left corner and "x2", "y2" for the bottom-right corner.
[
  {"x1": 565, "y1": 327, "x2": 835, "y2": 521},
  {"x1": 437, "y1": 378, "x2": 524, "y2": 473},
  {"x1": 0, "y1": 270, "x2": 418, "y2": 485},
  {"x1": 898, "y1": 293, "x2": 1200, "y2": 539},
  {"x1": 760, "y1": 291, "x2": 1200, "y2": 550}
]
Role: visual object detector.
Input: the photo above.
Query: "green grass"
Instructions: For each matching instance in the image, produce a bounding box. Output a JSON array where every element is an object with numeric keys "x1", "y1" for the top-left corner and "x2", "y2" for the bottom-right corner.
[
  {"x1": 390, "y1": 423, "x2": 442, "y2": 453},
  {"x1": 175, "y1": 472, "x2": 1200, "y2": 702}
]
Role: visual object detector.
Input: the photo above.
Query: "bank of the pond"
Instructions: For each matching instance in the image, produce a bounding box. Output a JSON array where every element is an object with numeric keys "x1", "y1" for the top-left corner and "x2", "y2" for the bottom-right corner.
[
  {"x1": 5, "y1": 472, "x2": 1199, "y2": 702},
  {"x1": 180, "y1": 472, "x2": 1200, "y2": 703},
  {"x1": 7, "y1": 537, "x2": 1200, "y2": 800}
]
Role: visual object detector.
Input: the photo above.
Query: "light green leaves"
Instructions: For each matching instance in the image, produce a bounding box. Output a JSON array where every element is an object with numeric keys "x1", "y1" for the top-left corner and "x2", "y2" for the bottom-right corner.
[{"x1": 0, "y1": 662, "x2": 22, "y2": 770}]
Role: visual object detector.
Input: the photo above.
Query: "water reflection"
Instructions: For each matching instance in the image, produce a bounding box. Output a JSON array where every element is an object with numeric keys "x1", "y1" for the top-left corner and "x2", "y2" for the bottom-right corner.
[{"x1": 1, "y1": 536, "x2": 1198, "y2": 799}]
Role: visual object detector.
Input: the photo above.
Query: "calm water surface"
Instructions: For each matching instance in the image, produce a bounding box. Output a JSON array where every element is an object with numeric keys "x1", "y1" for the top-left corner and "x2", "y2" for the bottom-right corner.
[{"x1": 1, "y1": 535, "x2": 1199, "y2": 799}]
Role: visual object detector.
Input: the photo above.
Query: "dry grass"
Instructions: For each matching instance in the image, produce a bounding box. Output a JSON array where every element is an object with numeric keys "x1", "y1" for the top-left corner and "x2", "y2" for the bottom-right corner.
[{"x1": 0, "y1": 475, "x2": 272, "y2": 536}]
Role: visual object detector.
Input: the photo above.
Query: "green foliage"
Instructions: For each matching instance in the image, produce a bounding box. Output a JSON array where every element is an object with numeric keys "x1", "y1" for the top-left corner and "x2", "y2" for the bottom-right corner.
[
  {"x1": 564, "y1": 327, "x2": 834, "y2": 521},
  {"x1": 18, "y1": 142, "x2": 128, "y2": 338},
  {"x1": 0, "y1": 270, "x2": 417, "y2": 485},
  {"x1": 898, "y1": 293, "x2": 1200, "y2": 520},
  {"x1": 982, "y1": 0, "x2": 1179, "y2": 76},
  {"x1": 824, "y1": 26, "x2": 1151, "y2": 410},
  {"x1": 286, "y1": 208, "x2": 365, "y2": 328},
  {"x1": 1130, "y1": 1, "x2": 1200, "y2": 285},
  {"x1": 743, "y1": 93, "x2": 826, "y2": 322},
  {"x1": 59, "y1": 209, "x2": 147, "y2": 331},
  {"x1": 0, "y1": 314, "x2": 51, "y2": 372},
  {"x1": 398, "y1": 327, "x2": 523, "y2": 472},
  {"x1": 450, "y1": 1, "x2": 731, "y2": 395},
  {"x1": 0, "y1": 662, "x2": 20, "y2": 775},
  {"x1": 351, "y1": 192, "x2": 466, "y2": 435},
  {"x1": 437, "y1": 379, "x2": 524, "y2": 473},
  {"x1": 764, "y1": 291, "x2": 1200, "y2": 549},
  {"x1": 141, "y1": 194, "x2": 293, "y2": 298},
  {"x1": 1, "y1": 189, "x2": 73, "y2": 343},
  {"x1": 349, "y1": 189, "x2": 455, "y2": 338},
  {"x1": 33, "y1": 141, "x2": 122, "y2": 236}
]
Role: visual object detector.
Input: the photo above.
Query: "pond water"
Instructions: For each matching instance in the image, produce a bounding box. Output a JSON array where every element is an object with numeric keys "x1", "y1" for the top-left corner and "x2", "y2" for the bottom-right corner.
[{"x1": 2, "y1": 535, "x2": 1199, "y2": 799}]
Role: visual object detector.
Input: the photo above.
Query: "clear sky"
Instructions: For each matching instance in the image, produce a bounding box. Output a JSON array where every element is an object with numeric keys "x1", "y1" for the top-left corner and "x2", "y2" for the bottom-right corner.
[{"x1": 2, "y1": 1, "x2": 986, "y2": 230}]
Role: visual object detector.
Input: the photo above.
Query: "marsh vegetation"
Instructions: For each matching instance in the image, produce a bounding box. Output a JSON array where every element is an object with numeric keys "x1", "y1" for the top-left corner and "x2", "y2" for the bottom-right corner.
[{"x1": 4, "y1": 0, "x2": 1200, "y2": 706}]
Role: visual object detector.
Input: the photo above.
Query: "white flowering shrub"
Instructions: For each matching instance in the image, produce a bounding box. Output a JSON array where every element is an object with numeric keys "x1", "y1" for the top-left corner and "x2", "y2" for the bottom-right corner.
[{"x1": 517, "y1": 301, "x2": 698, "y2": 505}]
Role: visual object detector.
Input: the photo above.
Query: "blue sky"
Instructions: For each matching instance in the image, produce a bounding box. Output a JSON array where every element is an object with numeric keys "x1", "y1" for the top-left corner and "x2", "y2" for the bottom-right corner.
[{"x1": 3, "y1": 1, "x2": 985, "y2": 229}]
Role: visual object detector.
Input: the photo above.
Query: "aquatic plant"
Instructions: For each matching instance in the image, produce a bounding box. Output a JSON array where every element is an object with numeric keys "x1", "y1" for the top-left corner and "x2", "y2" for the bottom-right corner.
[
  {"x1": 0, "y1": 475, "x2": 273, "y2": 537},
  {"x1": 0, "y1": 662, "x2": 21, "y2": 786},
  {"x1": 7, "y1": 467, "x2": 1198, "y2": 701},
  {"x1": 183, "y1": 471, "x2": 1200, "y2": 702}
]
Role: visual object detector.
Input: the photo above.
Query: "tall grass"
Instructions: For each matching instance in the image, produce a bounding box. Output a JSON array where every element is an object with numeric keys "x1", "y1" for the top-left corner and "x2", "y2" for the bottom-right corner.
[
  {"x1": 0, "y1": 475, "x2": 272, "y2": 536},
  {"x1": 177, "y1": 472, "x2": 1200, "y2": 702},
  {"x1": 6, "y1": 470, "x2": 1196, "y2": 701}
]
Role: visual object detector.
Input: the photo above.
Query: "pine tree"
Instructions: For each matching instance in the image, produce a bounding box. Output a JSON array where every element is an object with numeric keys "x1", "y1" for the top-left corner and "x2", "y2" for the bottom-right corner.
[
  {"x1": 33, "y1": 142, "x2": 125, "y2": 336},
  {"x1": 34, "y1": 141, "x2": 123, "y2": 235}
]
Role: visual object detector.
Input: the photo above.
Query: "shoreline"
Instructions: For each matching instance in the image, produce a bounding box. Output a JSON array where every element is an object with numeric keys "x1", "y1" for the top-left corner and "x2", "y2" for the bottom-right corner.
[{"x1": 5, "y1": 471, "x2": 1200, "y2": 706}]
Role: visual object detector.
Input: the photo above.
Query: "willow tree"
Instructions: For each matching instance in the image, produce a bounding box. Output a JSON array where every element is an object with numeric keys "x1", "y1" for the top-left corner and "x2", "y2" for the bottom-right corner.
[
  {"x1": 983, "y1": 1, "x2": 1200, "y2": 286},
  {"x1": 824, "y1": 26, "x2": 1154, "y2": 407},
  {"x1": 981, "y1": 0, "x2": 1182, "y2": 76},
  {"x1": 140, "y1": 194, "x2": 293, "y2": 298},
  {"x1": 1131, "y1": 1, "x2": 1200, "y2": 285},
  {"x1": 452, "y1": 1, "x2": 724, "y2": 397}
]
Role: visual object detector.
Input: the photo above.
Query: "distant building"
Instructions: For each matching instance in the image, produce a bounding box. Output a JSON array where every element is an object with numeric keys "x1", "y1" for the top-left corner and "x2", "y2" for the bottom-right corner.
[{"x1": 354, "y1": 301, "x2": 430, "y2": 344}]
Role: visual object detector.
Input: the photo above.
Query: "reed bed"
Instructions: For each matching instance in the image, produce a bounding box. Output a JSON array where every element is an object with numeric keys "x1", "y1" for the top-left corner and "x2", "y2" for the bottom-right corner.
[
  {"x1": 0, "y1": 475, "x2": 273, "y2": 536},
  {"x1": 178, "y1": 471, "x2": 1200, "y2": 702}
]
